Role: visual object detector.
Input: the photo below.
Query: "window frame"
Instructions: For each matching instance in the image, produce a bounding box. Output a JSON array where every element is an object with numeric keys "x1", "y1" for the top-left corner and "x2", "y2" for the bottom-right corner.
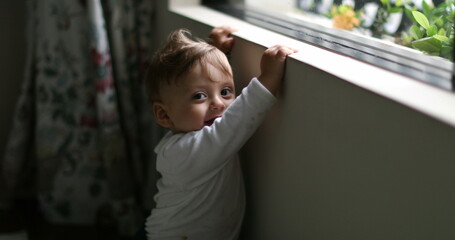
[{"x1": 202, "y1": 0, "x2": 455, "y2": 91}]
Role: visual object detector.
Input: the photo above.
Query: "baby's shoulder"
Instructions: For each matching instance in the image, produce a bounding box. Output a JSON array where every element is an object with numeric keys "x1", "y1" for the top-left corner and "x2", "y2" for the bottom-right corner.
[{"x1": 155, "y1": 131, "x2": 201, "y2": 154}]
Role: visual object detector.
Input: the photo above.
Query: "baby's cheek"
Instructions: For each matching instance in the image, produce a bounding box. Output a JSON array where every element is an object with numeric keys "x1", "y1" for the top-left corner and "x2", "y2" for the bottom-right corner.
[{"x1": 187, "y1": 106, "x2": 208, "y2": 120}]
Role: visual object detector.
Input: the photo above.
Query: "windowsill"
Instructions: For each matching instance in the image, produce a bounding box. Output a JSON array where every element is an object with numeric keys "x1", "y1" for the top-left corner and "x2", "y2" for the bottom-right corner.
[{"x1": 169, "y1": 2, "x2": 455, "y2": 128}]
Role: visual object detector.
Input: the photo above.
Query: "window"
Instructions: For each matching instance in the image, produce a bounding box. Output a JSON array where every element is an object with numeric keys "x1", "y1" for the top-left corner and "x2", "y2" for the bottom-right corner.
[{"x1": 203, "y1": 0, "x2": 454, "y2": 91}]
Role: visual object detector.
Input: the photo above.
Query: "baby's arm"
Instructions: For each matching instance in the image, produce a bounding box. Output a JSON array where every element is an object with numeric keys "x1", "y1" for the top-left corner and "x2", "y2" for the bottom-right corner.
[
  {"x1": 258, "y1": 45, "x2": 297, "y2": 96},
  {"x1": 208, "y1": 25, "x2": 237, "y2": 54},
  {"x1": 159, "y1": 44, "x2": 296, "y2": 186}
]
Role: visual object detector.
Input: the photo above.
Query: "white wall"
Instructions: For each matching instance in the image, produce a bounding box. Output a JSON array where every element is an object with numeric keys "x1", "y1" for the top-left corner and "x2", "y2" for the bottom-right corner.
[
  {"x1": 239, "y1": 51, "x2": 455, "y2": 239},
  {"x1": 0, "y1": 1, "x2": 26, "y2": 155},
  {"x1": 157, "y1": 2, "x2": 455, "y2": 240}
]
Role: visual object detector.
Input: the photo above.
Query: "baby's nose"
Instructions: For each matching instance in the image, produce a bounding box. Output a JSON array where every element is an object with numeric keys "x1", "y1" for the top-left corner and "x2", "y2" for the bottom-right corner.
[{"x1": 210, "y1": 96, "x2": 226, "y2": 110}]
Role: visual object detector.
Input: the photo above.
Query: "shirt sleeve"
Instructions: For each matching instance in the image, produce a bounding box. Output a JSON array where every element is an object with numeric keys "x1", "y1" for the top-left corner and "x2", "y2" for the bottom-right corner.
[{"x1": 156, "y1": 78, "x2": 276, "y2": 188}]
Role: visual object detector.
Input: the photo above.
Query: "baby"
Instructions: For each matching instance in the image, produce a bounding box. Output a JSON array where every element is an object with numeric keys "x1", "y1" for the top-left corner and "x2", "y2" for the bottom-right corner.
[{"x1": 144, "y1": 26, "x2": 296, "y2": 239}]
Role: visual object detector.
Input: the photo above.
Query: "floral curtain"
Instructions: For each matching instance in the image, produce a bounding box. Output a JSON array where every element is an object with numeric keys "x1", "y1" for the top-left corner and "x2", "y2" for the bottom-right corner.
[{"x1": 0, "y1": 0, "x2": 159, "y2": 237}]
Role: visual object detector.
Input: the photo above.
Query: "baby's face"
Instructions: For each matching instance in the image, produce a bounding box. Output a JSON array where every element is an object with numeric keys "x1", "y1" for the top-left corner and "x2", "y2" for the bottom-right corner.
[{"x1": 160, "y1": 62, "x2": 235, "y2": 133}]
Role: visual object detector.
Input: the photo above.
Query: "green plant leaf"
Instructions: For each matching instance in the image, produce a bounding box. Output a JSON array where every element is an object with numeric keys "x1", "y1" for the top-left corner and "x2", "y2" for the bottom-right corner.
[
  {"x1": 435, "y1": 17, "x2": 444, "y2": 27},
  {"x1": 382, "y1": 0, "x2": 392, "y2": 9},
  {"x1": 380, "y1": 0, "x2": 390, "y2": 6},
  {"x1": 390, "y1": 7, "x2": 403, "y2": 13},
  {"x1": 438, "y1": 28, "x2": 446, "y2": 36},
  {"x1": 436, "y1": 1, "x2": 449, "y2": 9},
  {"x1": 404, "y1": 7, "x2": 418, "y2": 24},
  {"x1": 412, "y1": 36, "x2": 442, "y2": 52},
  {"x1": 412, "y1": 11, "x2": 430, "y2": 29},
  {"x1": 422, "y1": 0, "x2": 432, "y2": 17},
  {"x1": 426, "y1": 25, "x2": 438, "y2": 36},
  {"x1": 410, "y1": 25, "x2": 423, "y2": 39},
  {"x1": 402, "y1": 32, "x2": 414, "y2": 43},
  {"x1": 433, "y1": 34, "x2": 450, "y2": 42},
  {"x1": 339, "y1": 5, "x2": 352, "y2": 14}
]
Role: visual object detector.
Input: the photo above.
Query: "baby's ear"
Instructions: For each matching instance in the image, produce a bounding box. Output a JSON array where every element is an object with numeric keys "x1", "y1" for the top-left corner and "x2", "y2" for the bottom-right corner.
[{"x1": 153, "y1": 102, "x2": 173, "y2": 129}]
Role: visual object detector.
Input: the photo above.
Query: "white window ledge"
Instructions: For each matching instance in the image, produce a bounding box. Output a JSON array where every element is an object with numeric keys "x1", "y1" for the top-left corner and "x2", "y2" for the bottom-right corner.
[{"x1": 169, "y1": 2, "x2": 455, "y2": 128}]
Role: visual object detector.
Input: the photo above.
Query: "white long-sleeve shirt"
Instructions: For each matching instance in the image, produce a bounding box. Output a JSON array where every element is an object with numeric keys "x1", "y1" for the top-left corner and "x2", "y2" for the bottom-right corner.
[{"x1": 146, "y1": 78, "x2": 276, "y2": 240}]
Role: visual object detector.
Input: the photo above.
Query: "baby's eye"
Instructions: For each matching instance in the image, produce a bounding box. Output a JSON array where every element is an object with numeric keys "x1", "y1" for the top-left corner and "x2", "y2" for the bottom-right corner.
[
  {"x1": 221, "y1": 88, "x2": 232, "y2": 96},
  {"x1": 192, "y1": 93, "x2": 207, "y2": 100}
]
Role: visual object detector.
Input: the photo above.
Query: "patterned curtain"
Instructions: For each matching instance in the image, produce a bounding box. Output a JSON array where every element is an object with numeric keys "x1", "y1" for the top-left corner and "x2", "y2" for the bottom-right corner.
[{"x1": 0, "y1": 0, "x2": 159, "y2": 237}]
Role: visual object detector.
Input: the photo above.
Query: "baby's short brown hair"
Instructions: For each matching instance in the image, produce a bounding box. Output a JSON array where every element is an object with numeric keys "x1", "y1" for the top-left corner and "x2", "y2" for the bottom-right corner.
[{"x1": 145, "y1": 29, "x2": 233, "y2": 103}]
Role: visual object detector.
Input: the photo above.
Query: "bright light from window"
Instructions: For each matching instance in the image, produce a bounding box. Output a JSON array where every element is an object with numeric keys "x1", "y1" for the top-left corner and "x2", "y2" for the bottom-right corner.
[
  {"x1": 246, "y1": 0, "x2": 296, "y2": 12},
  {"x1": 246, "y1": 0, "x2": 454, "y2": 63}
]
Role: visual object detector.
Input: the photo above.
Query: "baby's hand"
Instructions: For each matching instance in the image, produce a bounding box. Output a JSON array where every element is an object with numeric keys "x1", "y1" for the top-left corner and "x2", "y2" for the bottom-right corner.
[
  {"x1": 208, "y1": 25, "x2": 238, "y2": 54},
  {"x1": 258, "y1": 45, "x2": 297, "y2": 96}
]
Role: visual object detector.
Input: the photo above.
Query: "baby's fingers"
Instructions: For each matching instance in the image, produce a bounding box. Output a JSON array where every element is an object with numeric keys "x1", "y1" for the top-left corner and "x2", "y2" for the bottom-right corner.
[
  {"x1": 209, "y1": 25, "x2": 238, "y2": 53},
  {"x1": 213, "y1": 25, "x2": 238, "y2": 35},
  {"x1": 268, "y1": 45, "x2": 298, "y2": 60}
]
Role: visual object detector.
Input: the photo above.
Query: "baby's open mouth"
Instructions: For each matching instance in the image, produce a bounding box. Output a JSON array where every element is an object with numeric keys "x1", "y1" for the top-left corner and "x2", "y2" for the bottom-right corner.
[{"x1": 204, "y1": 116, "x2": 221, "y2": 126}]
